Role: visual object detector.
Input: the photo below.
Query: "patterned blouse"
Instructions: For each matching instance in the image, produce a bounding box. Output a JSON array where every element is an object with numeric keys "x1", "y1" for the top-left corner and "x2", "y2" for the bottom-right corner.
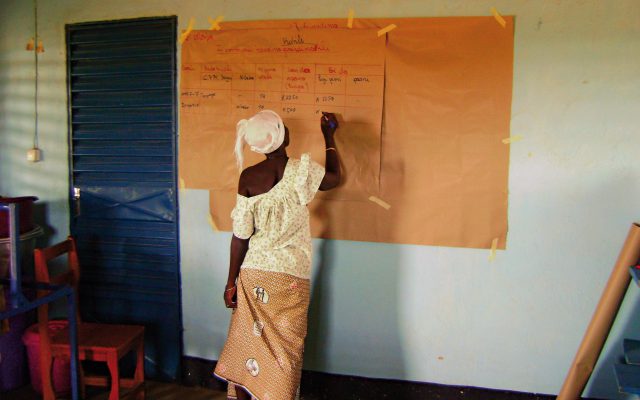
[{"x1": 231, "y1": 153, "x2": 325, "y2": 279}]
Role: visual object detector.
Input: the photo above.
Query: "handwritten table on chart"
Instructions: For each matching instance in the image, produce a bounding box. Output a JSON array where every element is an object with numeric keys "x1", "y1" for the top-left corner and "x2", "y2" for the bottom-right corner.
[{"x1": 180, "y1": 29, "x2": 385, "y2": 199}]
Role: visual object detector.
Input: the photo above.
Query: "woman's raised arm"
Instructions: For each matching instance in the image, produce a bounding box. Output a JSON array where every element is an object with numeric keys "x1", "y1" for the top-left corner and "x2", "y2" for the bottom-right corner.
[{"x1": 319, "y1": 112, "x2": 341, "y2": 191}]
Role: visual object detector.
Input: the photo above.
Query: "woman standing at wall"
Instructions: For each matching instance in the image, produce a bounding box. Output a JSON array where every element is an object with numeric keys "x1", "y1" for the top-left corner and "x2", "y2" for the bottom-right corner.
[{"x1": 214, "y1": 110, "x2": 340, "y2": 400}]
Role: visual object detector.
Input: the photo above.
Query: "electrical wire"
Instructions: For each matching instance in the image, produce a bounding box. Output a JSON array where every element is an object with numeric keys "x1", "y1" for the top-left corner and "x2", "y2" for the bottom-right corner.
[{"x1": 33, "y1": 0, "x2": 39, "y2": 149}]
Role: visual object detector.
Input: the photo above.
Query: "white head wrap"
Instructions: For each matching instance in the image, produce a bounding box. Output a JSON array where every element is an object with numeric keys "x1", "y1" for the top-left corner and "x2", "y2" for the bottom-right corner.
[{"x1": 234, "y1": 110, "x2": 286, "y2": 171}]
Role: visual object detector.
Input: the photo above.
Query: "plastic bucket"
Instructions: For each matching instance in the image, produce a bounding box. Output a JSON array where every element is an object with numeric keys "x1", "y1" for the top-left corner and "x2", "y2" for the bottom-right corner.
[{"x1": 22, "y1": 320, "x2": 71, "y2": 395}]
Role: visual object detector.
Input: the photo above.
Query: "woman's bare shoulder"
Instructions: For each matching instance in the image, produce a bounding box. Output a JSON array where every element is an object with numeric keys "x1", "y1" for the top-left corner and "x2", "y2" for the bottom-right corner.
[
  {"x1": 238, "y1": 161, "x2": 273, "y2": 196},
  {"x1": 241, "y1": 161, "x2": 271, "y2": 180}
]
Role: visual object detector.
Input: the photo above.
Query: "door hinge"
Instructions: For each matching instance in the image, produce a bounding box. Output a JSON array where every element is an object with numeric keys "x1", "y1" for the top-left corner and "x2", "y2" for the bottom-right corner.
[{"x1": 73, "y1": 187, "x2": 81, "y2": 217}]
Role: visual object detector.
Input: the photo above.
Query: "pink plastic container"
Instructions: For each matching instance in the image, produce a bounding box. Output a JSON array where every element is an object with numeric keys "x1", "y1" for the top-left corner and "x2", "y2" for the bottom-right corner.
[
  {"x1": 0, "y1": 290, "x2": 30, "y2": 392},
  {"x1": 22, "y1": 320, "x2": 71, "y2": 396}
]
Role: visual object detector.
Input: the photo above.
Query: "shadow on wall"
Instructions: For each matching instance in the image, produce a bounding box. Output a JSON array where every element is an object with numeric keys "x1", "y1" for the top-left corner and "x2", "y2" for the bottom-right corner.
[
  {"x1": 1, "y1": 55, "x2": 71, "y2": 269},
  {"x1": 585, "y1": 274, "x2": 640, "y2": 400},
  {"x1": 0, "y1": 56, "x2": 70, "y2": 194},
  {"x1": 304, "y1": 201, "x2": 406, "y2": 388},
  {"x1": 33, "y1": 201, "x2": 59, "y2": 248}
]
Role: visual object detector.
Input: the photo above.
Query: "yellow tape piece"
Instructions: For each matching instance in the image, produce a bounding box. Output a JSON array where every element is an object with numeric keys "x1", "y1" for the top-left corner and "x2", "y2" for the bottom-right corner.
[
  {"x1": 208, "y1": 15, "x2": 224, "y2": 31},
  {"x1": 488, "y1": 237, "x2": 499, "y2": 262},
  {"x1": 377, "y1": 24, "x2": 397, "y2": 37},
  {"x1": 26, "y1": 37, "x2": 35, "y2": 51},
  {"x1": 179, "y1": 178, "x2": 185, "y2": 190},
  {"x1": 347, "y1": 9, "x2": 355, "y2": 29},
  {"x1": 491, "y1": 7, "x2": 507, "y2": 28},
  {"x1": 179, "y1": 17, "x2": 195, "y2": 44},
  {"x1": 502, "y1": 135, "x2": 523, "y2": 144},
  {"x1": 369, "y1": 196, "x2": 391, "y2": 210},
  {"x1": 208, "y1": 214, "x2": 219, "y2": 231},
  {"x1": 36, "y1": 40, "x2": 45, "y2": 53}
]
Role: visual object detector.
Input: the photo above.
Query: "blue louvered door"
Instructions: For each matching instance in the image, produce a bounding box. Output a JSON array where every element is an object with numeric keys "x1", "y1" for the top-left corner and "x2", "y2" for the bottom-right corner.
[{"x1": 67, "y1": 17, "x2": 181, "y2": 380}]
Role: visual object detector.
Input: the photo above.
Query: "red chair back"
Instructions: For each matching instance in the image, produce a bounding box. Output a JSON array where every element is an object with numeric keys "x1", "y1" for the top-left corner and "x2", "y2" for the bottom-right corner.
[{"x1": 34, "y1": 236, "x2": 81, "y2": 324}]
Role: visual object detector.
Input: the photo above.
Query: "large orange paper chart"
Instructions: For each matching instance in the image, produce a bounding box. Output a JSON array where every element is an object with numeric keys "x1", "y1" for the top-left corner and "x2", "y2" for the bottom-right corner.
[
  {"x1": 180, "y1": 28, "x2": 385, "y2": 200},
  {"x1": 180, "y1": 18, "x2": 514, "y2": 249}
]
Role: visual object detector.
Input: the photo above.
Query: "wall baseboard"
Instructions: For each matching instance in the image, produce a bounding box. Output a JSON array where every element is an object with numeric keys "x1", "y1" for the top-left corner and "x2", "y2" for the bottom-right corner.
[{"x1": 182, "y1": 356, "x2": 557, "y2": 400}]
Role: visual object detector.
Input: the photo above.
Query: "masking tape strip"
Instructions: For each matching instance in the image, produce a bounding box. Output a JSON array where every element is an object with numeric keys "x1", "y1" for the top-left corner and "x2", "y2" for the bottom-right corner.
[
  {"x1": 208, "y1": 214, "x2": 219, "y2": 231},
  {"x1": 179, "y1": 17, "x2": 195, "y2": 44},
  {"x1": 369, "y1": 196, "x2": 391, "y2": 210},
  {"x1": 491, "y1": 7, "x2": 507, "y2": 28},
  {"x1": 488, "y1": 237, "x2": 499, "y2": 261},
  {"x1": 208, "y1": 15, "x2": 224, "y2": 31},
  {"x1": 377, "y1": 24, "x2": 397, "y2": 37},
  {"x1": 179, "y1": 178, "x2": 185, "y2": 190},
  {"x1": 347, "y1": 9, "x2": 355, "y2": 29},
  {"x1": 26, "y1": 38, "x2": 35, "y2": 51},
  {"x1": 502, "y1": 135, "x2": 523, "y2": 144}
]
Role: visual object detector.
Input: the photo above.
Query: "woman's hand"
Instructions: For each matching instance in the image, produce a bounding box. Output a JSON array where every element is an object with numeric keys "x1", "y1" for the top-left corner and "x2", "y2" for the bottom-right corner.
[
  {"x1": 226, "y1": 236, "x2": 249, "y2": 309},
  {"x1": 320, "y1": 112, "x2": 339, "y2": 137},
  {"x1": 224, "y1": 285, "x2": 237, "y2": 308}
]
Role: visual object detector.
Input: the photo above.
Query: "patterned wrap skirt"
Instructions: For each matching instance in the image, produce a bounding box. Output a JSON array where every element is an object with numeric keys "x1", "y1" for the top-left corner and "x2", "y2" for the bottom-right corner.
[{"x1": 214, "y1": 268, "x2": 310, "y2": 400}]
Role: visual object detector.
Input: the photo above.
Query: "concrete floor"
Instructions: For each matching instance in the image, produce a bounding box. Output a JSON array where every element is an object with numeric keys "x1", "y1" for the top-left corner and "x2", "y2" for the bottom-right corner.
[
  {"x1": 3, "y1": 381, "x2": 227, "y2": 400},
  {"x1": 3, "y1": 379, "x2": 563, "y2": 400}
]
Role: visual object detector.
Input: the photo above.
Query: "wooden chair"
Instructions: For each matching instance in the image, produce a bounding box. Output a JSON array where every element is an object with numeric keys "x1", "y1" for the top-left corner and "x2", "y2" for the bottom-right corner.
[{"x1": 35, "y1": 236, "x2": 145, "y2": 400}]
